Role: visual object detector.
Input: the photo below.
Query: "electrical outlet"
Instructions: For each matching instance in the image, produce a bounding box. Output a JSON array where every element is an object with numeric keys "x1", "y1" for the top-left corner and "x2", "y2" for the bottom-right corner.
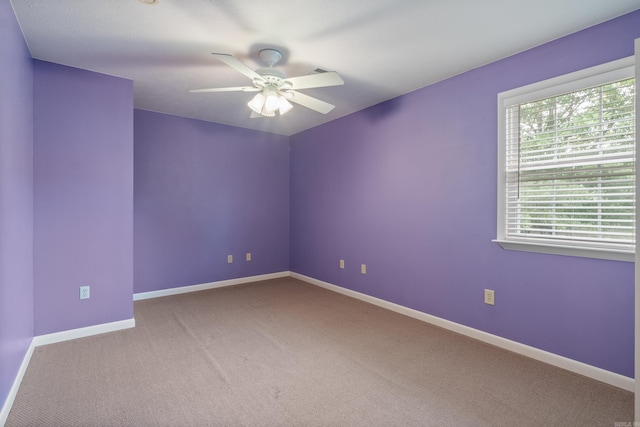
[
  {"x1": 340, "y1": 259, "x2": 345, "y2": 269},
  {"x1": 361, "y1": 264, "x2": 367, "y2": 274},
  {"x1": 227, "y1": 255, "x2": 233, "y2": 264},
  {"x1": 79, "y1": 286, "x2": 90, "y2": 300},
  {"x1": 484, "y1": 289, "x2": 495, "y2": 305},
  {"x1": 246, "y1": 252, "x2": 251, "y2": 261}
]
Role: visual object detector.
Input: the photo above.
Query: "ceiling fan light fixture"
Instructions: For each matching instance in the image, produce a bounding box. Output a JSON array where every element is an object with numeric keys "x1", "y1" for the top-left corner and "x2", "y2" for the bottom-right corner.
[
  {"x1": 263, "y1": 90, "x2": 280, "y2": 115},
  {"x1": 248, "y1": 88, "x2": 293, "y2": 117},
  {"x1": 247, "y1": 92, "x2": 266, "y2": 114},
  {"x1": 277, "y1": 96, "x2": 293, "y2": 115}
]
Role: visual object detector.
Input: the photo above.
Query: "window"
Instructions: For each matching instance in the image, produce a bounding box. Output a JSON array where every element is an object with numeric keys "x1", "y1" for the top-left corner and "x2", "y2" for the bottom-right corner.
[{"x1": 495, "y1": 57, "x2": 635, "y2": 261}]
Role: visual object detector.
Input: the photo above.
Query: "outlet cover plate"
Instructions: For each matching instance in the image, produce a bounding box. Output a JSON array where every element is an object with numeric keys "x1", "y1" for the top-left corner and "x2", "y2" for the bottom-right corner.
[{"x1": 484, "y1": 289, "x2": 495, "y2": 305}]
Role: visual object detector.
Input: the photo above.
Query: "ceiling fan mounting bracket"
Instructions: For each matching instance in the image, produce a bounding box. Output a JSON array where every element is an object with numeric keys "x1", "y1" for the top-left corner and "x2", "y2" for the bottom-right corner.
[{"x1": 259, "y1": 49, "x2": 283, "y2": 67}]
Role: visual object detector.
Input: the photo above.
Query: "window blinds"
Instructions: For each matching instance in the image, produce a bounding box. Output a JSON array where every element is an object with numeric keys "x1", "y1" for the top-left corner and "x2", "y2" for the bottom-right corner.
[{"x1": 504, "y1": 78, "x2": 635, "y2": 250}]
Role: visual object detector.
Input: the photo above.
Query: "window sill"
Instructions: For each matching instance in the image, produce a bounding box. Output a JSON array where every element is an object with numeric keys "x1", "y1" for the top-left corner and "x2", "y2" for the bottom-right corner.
[{"x1": 492, "y1": 239, "x2": 634, "y2": 262}]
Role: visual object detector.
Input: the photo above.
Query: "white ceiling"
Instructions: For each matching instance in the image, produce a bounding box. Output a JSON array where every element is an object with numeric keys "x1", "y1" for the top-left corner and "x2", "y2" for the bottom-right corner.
[{"x1": 10, "y1": 0, "x2": 640, "y2": 136}]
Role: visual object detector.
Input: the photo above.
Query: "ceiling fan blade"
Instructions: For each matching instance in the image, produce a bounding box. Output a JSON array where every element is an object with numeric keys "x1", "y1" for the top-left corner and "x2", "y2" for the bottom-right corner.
[
  {"x1": 211, "y1": 53, "x2": 262, "y2": 81},
  {"x1": 285, "y1": 71, "x2": 344, "y2": 90},
  {"x1": 189, "y1": 86, "x2": 260, "y2": 93},
  {"x1": 287, "y1": 90, "x2": 335, "y2": 114}
]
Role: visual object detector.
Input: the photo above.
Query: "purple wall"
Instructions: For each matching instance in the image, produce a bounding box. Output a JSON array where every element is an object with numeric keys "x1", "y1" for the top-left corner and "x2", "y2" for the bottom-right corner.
[
  {"x1": 1, "y1": 7, "x2": 637, "y2": 414},
  {"x1": 0, "y1": 0, "x2": 34, "y2": 409},
  {"x1": 290, "y1": 10, "x2": 640, "y2": 377},
  {"x1": 33, "y1": 61, "x2": 133, "y2": 335},
  {"x1": 134, "y1": 110, "x2": 289, "y2": 293}
]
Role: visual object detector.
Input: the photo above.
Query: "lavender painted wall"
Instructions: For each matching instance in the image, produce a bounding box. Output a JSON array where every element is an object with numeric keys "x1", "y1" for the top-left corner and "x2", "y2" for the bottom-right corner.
[
  {"x1": 290, "y1": 10, "x2": 640, "y2": 377},
  {"x1": 33, "y1": 61, "x2": 133, "y2": 335},
  {"x1": 0, "y1": 0, "x2": 34, "y2": 409},
  {"x1": 134, "y1": 110, "x2": 289, "y2": 294}
]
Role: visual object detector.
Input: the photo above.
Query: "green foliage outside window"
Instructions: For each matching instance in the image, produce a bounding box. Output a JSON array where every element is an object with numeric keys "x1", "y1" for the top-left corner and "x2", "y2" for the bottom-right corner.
[{"x1": 507, "y1": 78, "x2": 635, "y2": 246}]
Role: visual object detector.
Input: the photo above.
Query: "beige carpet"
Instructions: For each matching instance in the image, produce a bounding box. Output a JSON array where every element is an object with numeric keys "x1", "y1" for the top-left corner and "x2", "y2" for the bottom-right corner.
[{"x1": 6, "y1": 277, "x2": 633, "y2": 426}]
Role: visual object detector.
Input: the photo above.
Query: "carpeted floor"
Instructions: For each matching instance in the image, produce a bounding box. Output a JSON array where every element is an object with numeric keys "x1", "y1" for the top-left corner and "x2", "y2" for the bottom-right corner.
[{"x1": 6, "y1": 277, "x2": 633, "y2": 426}]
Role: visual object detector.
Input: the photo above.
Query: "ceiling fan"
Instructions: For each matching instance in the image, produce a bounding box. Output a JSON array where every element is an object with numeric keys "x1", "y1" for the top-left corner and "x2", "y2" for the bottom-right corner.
[{"x1": 189, "y1": 49, "x2": 344, "y2": 118}]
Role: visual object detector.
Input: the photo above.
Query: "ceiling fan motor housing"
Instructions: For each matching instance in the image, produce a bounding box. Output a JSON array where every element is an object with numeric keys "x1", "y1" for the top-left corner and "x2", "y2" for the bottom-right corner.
[
  {"x1": 254, "y1": 49, "x2": 290, "y2": 90},
  {"x1": 255, "y1": 73, "x2": 291, "y2": 90}
]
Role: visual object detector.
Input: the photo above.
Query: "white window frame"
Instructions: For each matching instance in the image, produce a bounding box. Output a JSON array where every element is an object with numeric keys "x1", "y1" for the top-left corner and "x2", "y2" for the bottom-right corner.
[{"x1": 494, "y1": 56, "x2": 635, "y2": 262}]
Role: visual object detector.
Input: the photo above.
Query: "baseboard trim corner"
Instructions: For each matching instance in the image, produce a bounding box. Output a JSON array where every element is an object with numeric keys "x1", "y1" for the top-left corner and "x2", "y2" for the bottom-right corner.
[
  {"x1": 32, "y1": 318, "x2": 136, "y2": 347},
  {"x1": 0, "y1": 340, "x2": 35, "y2": 427},
  {"x1": 1, "y1": 319, "x2": 136, "y2": 425},
  {"x1": 133, "y1": 271, "x2": 290, "y2": 301},
  {"x1": 290, "y1": 272, "x2": 634, "y2": 392}
]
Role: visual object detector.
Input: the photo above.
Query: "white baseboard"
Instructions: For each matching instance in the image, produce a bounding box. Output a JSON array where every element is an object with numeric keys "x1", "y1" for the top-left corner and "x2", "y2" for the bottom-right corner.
[
  {"x1": 32, "y1": 318, "x2": 136, "y2": 347},
  {"x1": 0, "y1": 340, "x2": 35, "y2": 427},
  {"x1": 3, "y1": 272, "x2": 286, "y2": 423},
  {"x1": 290, "y1": 272, "x2": 634, "y2": 392},
  {"x1": 2, "y1": 270, "x2": 631, "y2": 427},
  {"x1": 1, "y1": 318, "x2": 135, "y2": 426},
  {"x1": 133, "y1": 271, "x2": 290, "y2": 301}
]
